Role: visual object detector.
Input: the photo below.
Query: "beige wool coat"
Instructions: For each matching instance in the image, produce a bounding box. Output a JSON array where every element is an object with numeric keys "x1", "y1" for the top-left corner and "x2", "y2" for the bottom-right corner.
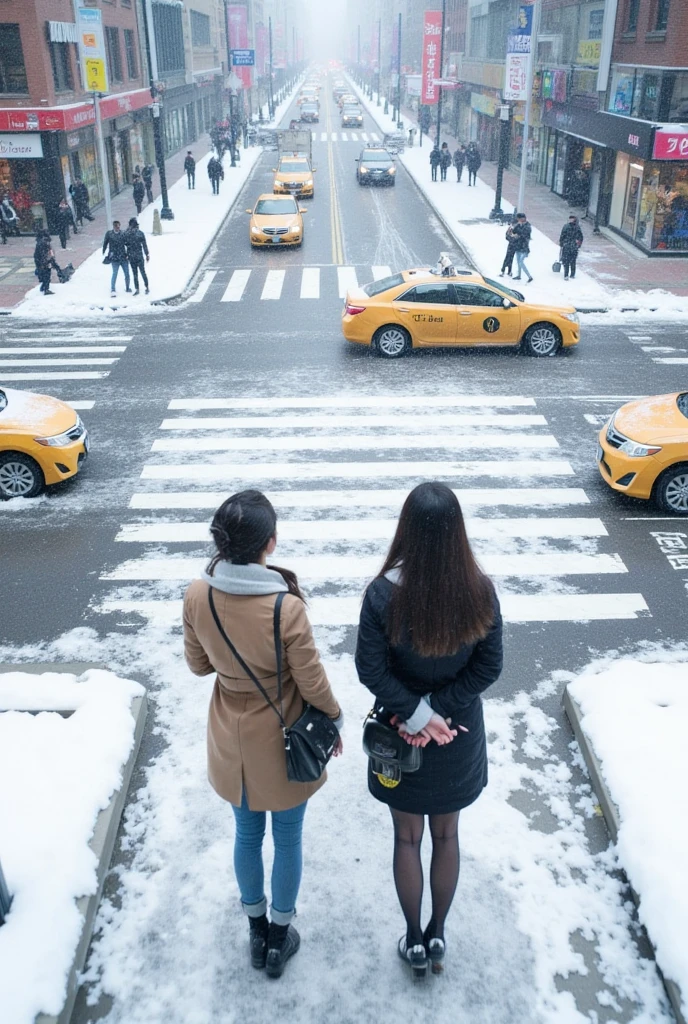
[{"x1": 183, "y1": 567, "x2": 342, "y2": 812}]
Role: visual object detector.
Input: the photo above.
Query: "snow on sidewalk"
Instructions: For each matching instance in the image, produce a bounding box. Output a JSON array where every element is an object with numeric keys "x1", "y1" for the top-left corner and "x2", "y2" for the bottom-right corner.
[
  {"x1": 568, "y1": 655, "x2": 688, "y2": 1019},
  {"x1": 349, "y1": 80, "x2": 688, "y2": 317},
  {"x1": 0, "y1": 669, "x2": 144, "y2": 1024}
]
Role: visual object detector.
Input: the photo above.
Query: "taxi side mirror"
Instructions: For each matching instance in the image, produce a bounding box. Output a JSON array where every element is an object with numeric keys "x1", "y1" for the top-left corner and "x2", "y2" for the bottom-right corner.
[
  {"x1": 299, "y1": 207, "x2": 308, "y2": 214},
  {"x1": 272, "y1": 168, "x2": 276, "y2": 172},
  {"x1": 312, "y1": 168, "x2": 317, "y2": 172},
  {"x1": 502, "y1": 297, "x2": 512, "y2": 308},
  {"x1": 245, "y1": 209, "x2": 252, "y2": 214}
]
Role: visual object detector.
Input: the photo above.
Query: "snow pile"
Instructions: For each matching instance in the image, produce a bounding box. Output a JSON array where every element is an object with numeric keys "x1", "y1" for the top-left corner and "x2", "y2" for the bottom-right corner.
[
  {"x1": 569, "y1": 656, "x2": 688, "y2": 1014},
  {"x1": 0, "y1": 668, "x2": 144, "y2": 1024}
]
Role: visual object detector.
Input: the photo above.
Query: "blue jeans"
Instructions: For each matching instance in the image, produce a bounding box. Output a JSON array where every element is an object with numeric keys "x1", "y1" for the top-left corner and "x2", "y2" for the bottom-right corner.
[
  {"x1": 515, "y1": 251, "x2": 531, "y2": 279},
  {"x1": 231, "y1": 790, "x2": 308, "y2": 925},
  {"x1": 110, "y1": 261, "x2": 130, "y2": 291}
]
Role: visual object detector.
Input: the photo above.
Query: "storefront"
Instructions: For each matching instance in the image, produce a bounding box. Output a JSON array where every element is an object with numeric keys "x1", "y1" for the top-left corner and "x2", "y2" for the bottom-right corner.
[{"x1": 469, "y1": 90, "x2": 501, "y2": 160}]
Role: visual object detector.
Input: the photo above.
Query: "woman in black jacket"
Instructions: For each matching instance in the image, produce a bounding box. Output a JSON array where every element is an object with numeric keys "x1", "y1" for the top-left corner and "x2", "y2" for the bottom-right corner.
[{"x1": 355, "y1": 482, "x2": 503, "y2": 980}]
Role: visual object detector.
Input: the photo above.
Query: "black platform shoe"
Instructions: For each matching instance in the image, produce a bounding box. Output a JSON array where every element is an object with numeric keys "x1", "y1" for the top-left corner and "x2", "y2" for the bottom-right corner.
[
  {"x1": 426, "y1": 936, "x2": 446, "y2": 975},
  {"x1": 265, "y1": 923, "x2": 300, "y2": 979},
  {"x1": 248, "y1": 914, "x2": 269, "y2": 969},
  {"x1": 398, "y1": 936, "x2": 428, "y2": 982}
]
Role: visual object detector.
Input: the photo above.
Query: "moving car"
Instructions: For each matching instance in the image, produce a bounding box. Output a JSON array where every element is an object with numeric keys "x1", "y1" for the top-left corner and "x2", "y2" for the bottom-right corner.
[
  {"x1": 300, "y1": 102, "x2": 320, "y2": 123},
  {"x1": 0, "y1": 387, "x2": 89, "y2": 498},
  {"x1": 341, "y1": 265, "x2": 580, "y2": 358},
  {"x1": 356, "y1": 148, "x2": 396, "y2": 186},
  {"x1": 247, "y1": 194, "x2": 306, "y2": 248},
  {"x1": 338, "y1": 92, "x2": 357, "y2": 109},
  {"x1": 333, "y1": 83, "x2": 348, "y2": 102},
  {"x1": 597, "y1": 392, "x2": 688, "y2": 514},
  {"x1": 298, "y1": 89, "x2": 318, "y2": 106},
  {"x1": 341, "y1": 104, "x2": 364, "y2": 128},
  {"x1": 273, "y1": 154, "x2": 316, "y2": 198}
]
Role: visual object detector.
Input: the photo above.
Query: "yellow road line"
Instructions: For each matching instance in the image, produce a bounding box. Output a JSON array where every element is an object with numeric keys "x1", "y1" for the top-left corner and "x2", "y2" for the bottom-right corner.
[{"x1": 326, "y1": 92, "x2": 344, "y2": 265}]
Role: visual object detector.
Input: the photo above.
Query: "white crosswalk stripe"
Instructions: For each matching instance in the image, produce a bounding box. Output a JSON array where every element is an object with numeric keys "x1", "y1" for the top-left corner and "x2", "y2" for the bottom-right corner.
[
  {"x1": 370, "y1": 132, "x2": 380, "y2": 141},
  {"x1": 340, "y1": 131, "x2": 348, "y2": 141},
  {"x1": 195, "y1": 267, "x2": 411, "y2": 304},
  {"x1": 0, "y1": 358, "x2": 118, "y2": 367},
  {"x1": 260, "y1": 269, "x2": 285, "y2": 300},
  {"x1": 0, "y1": 327, "x2": 129, "y2": 384},
  {"x1": 330, "y1": 132, "x2": 338, "y2": 142},
  {"x1": 1, "y1": 371, "x2": 110, "y2": 381},
  {"x1": 360, "y1": 132, "x2": 368, "y2": 141},
  {"x1": 337, "y1": 266, "x2": 358, "y2": 297},
  {"x1": 0, "y1": 347, "x2": 125, "y2": 355},
  {"x1": 99, "y1": 394, "x2": 650, "y2": 628},
  {"x1": 320, "y1": 132, "x2": 327, "y2": 142},
  {"x1": 188, "y1": 270, "x2": 217, "y2": 302},
  {"x1": 653, "y1": 358, "x2": 688, "y2": 364},
  {"x1": 371, "y1": 266, "x2": 392, "y2": 280},
  {"x1": 221, "y1": 268, "x2": 251, "y2": 302},
  {"x1": 300, "y1": 267, "x2": 320, "y2": 298}
]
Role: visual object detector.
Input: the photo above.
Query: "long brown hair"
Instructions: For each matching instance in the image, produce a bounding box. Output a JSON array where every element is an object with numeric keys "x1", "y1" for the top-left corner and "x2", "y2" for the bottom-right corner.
[
  {"x1": 378, "y1": 482, "x2": 495, "y2": 657},
  {"x1": 206, "y1": 489, "x2": 305, "y2": 601}
]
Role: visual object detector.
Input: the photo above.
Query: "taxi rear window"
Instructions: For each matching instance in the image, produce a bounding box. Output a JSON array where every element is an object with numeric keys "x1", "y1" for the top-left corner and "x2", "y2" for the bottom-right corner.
[{"x1": 362, "y1": 274, "x2": 405, "y2": 297}]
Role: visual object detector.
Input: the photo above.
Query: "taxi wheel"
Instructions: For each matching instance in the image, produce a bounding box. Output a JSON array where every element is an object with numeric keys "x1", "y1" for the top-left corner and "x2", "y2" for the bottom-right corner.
[
  {"x1": 373, "y1": 325, "x2": 411, "y2": 358},
  {"x1": 522, "y1": 322, "x2": 562, "y2": 357},
  {"x1": 655, "y1": 464, "x2": 688, "y2": 515},
  {"x1": 0, "y1": 452, "x2": 44, "y2": 499}
]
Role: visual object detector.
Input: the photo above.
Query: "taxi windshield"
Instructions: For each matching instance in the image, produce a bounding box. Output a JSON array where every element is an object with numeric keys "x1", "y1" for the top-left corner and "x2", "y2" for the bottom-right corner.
[
  {"x1": 255, "y1": 199, "x2": 298, "y2": 215},
  {"x1": 483, "y1": 276, "x2": 523, "y2": 301},
  {"x1": 279, "y1": 159, "x2": 310, "y2": 172}
]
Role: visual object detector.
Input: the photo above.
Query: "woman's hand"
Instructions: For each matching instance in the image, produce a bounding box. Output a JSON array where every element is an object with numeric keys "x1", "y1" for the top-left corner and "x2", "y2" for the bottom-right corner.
[
  {"x1": 423, "y1": 713, "x2": 459, "y2": 746},
  {"x1": 332, "y1": 735, "x2": 343, "y2": 757}
]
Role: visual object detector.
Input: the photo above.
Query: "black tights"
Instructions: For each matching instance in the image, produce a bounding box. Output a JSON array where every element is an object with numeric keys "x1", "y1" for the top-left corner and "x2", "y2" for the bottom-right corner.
[{"x1": 390, "y1": 808, "x2": 460, "y2": 946}]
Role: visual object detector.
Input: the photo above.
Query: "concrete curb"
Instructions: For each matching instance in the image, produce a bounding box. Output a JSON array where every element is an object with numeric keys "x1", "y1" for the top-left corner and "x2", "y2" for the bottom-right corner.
[
  {"x1": 0, "y1": 662, "x2": 148, "y2": 1024},
  {"x1": 563, "y1": 685, "x2": 685, "y2": 1024}
]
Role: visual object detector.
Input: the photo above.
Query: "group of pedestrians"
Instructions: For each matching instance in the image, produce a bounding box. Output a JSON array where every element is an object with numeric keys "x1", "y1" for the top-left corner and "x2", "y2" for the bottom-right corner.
[
  {"x1": 132, "y1": 165, "x2": 154, "y2": 214},
  {"x1": 498, "y1": 212, "x2": 583, "y2": 283},
  {"x1": 183, "y1": 482, "x2": 503, "y2": 981},
  {"x1": 102, "y1": 218, "x2": 150, "y2": 297},
  {"x1": 430, "y1": 142, "x2": 481, "y2": 185}
]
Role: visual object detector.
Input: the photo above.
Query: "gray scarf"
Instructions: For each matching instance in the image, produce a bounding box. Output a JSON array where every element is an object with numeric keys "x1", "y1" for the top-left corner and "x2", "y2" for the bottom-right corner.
[{"x1": 201, "y1": 561, "x2": 288, "y2": 596}]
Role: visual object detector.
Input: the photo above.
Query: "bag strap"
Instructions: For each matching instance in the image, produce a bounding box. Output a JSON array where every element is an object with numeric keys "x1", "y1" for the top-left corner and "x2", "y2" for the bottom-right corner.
[{"x1": 208, "y1": 586, "x2": 287, "y2": 730}]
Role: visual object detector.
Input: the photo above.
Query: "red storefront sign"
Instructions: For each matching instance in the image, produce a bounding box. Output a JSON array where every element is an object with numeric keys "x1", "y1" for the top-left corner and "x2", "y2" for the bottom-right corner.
[
  {"x1": 0, "y1": 88, "x2": 151, "y2": 133},
  {"x1": 227, "y1": 4, "x2": 252, "y2": 89},
  {"x1": 421, "y1": 11, "x2": 442, "y2": 106},
  {"x1": 652, "y1": 128, "x2": 688, "y2": 161}
]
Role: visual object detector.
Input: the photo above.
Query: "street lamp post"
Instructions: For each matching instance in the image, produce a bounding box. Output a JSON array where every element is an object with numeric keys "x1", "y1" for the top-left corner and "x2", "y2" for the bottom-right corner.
[
  {"x1": 396, "y1": 12, "x2": 402, "y2": 129},
  {"x1": 377, "y1": 19, "x2": 381, "y2": 105},
  {"x1": 517, "y1": 0, "x2": 541, "y2": 214},
  {"x1": 142, "y1": 0, "x2": 173, "y2": 219},
  {"x1": 0, "y1": 856, "x2": 12, "y2": 925},
  {"x1": 435, "y1": 0, "x2": 447, "y2": 151},
  {"x1": 268, "y1": 16, "x2": 274, "y2": 120},
  {"x1": 490, "y1": 104, "x2": 512, "y2": 219}
]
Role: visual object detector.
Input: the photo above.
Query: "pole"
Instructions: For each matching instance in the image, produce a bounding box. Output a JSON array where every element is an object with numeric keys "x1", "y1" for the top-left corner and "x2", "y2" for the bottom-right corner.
[
  {"x1": 357, "y1": 25, "x2": 361, "y2": 66},
  {"x1": 92, "y1": 95, "x2": 113, "y2": 230},
  {"x1": 0, "y1": 856, "x2": 12, "y2": 926},
  {"x1": 142, "y1": 0, "x2": 173, "y2": 219},
  {"x1": 377, "y1": 19, "x2": 381, "y2": 105},
  {"x1": 268, "y1": 16, "x2": 274, "y2": 119},
  {"x1": 435, "y1": 0, "x2": 447, "y2": 150},
  {"x1": 396, "y1": 12, "x2": 402, "y2": 129},
  {"x1": 517, "y1": 0, "x2": 540, "y2": 214},
  {"x1": 490, "y1": 105, "x2": 512, "y2": 218}
]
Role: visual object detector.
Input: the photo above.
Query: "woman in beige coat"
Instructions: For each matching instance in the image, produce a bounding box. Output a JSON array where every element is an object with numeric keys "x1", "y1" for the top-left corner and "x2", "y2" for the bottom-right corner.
[{"x1": 183, "y1": 490, "x2": 343, "y2": 978}]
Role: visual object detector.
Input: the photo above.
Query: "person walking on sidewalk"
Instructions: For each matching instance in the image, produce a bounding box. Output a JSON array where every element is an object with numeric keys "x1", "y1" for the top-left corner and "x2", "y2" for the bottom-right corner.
[
  {"x1": 132, "y1": 175, "x2": 145, "y2": 215},
  {"x1": 142, "y1": 164, "x2": 154, "y2": 204},
  {"x1": 124, "y1": 217, "x2": 149, "y2": 295},
  {"x1": 439, "y1": 143, "x2": 452, "y2": 182},
  {"x1": 208, "y1": 155, "x2": 224, "y2": 194},
  {"x1": 184, "y1": 151, "x2": 196, "y2": 189},
  {"x1": 558, "y1": 214, "x2": 583, "y2": 280},
  {"x1": 0, "y1": 196, "x2": 20, "y2": 238},
  {"x1": 511, "y1": 212, "x2": 533, "y2": 282},
  {"x1": 355, "y1": 482, "x2": 503, "y2": 981},
  {"x1": 499, "y1": 223, "x2": 518, "y2": 277},
  {"x1": 56, "y1": 198, "x2": 76, "y2": 250},
  {"x1": 466, "y1": 143, "x2": 481, "y2": 186},
  {"x1": 453, "y1": 145, "x2": 466, "y2": 183},
  {"x1": 183, "y1": 490, "x2": 344, "y2": 979},
  {"x1": 70, "y1": 179, "x2": 94, "y2": 225},
  {"x1": 33, "y1": 230, "x2": 55, "y2": 295},
  {"x1": 102, "y1": 220, "x2": 131, "y2": 298},
  {"x1": 429, "y1": 145, "x2": 441, "y2": 182}
]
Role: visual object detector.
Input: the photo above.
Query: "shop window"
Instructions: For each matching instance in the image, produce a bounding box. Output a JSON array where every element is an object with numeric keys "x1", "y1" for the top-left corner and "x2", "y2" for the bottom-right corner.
[
  {"x1": 152, "y1": 1, "x2": 185, "y2": 74},
  {"x1": 0, "y1": 23, "x2": 28, "y2": 94},
  {"x1": 49, "y1": 41, "x2": 74, "y2": 92},
  {"x1": 105, "y1": 27, "x2": 123, "y2": 83},
  {"x1": 608, "y1": 66, "x2": 635, "y2": 115},
  {"x1": 588, "y1": 9, "x2": 604, "y2": 40},
  {"x1": 124, "y1": 29, "x2": 138, "y2": 79},
  {"x1": 654, "y1": 0, "x2": 670, "y2": 31},
  {"x1": 633, "y1": 72, "x2": 660, "y2": 120},
  {"x1": 668, "y1": 72, "x2": 688, "y2": 123},
  {"x1": 625, "y1": 0, "x2": 640, "y2": 32},
  {"x1": 190, "y1": 11, "x2": 211, "y2": 48}
]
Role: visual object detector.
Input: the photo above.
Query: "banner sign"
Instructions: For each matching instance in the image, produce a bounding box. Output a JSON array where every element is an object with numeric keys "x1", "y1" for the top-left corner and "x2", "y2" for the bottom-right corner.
[
  {"x1": 653, "y1": 128, "x2": 688, "y2": 161},
  {"x1": 76, "y1": 7, "x2": 108, "y2": 93},
  {"x1": 421, "y1": 11, "x2": 442, "y2": 106},
  {"x1": 507, "y1": 3, "x2": 533, "y2": 52},
  {"x1": 255, "y1": 24, "x2": 267, "y2": 76},
  {"x1": 0, "y1": 133, "x2": 44, "y2": 159},
  {"x1": 390, "y1": 22, "x2": 399, "y2": 72},
  {"x1": 231, "y1": 49, "x2": 255, "y2": 66},
  {"x1": 0, "y1": 88, "x2": 150, "y2": 132},
  {"x1": 226, "y1": 5, "x2": 251, "y2": 88},
  {"x1": 504, "y1": 53, "x2": 528, "y2": 100}
]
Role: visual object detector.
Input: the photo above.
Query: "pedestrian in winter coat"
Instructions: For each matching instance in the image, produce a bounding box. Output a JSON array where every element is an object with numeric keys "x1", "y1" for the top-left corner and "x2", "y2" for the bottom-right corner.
[
  {"x1": 56, "y1": 198, "x2": 76, "y2": 249},
  {"x1": 142, "y1": 164, "x2": 154, "y2": 204},
  {"x1": 132, "y1": 175, "x2": 145, "y2": 214},
  {"x1": 499, "y1": 224, "x2": 518, "y2": 277},
  {"x1": 466, "y1": 143, "x2": 481, "y2": 186},
  {"x1": 511, "y1": 213, "x2": 533, "y2": 282},
  {"x1": 429, "y1": 145, "x2": 441, "y2": 182},
  {"x1": 33, "y1": 230, "x2": 55, "y2": 295},
  {"x1": 453, "y1": 145, "x2": 466, "y2": 182},
  {"x1": 0, "y1": 197, "x2": 20, "y2": 238},
  {"x1": 183, "y1": 490, "x2": 343, "y2": 979},
  {"x1": 439, "y1": 143, "x2": 452, "y2": 182},
  {"x1": 70, "y1": 179, "x2": 94, "y2": 225},
  {"x1": 184, "y1": 151, "x2": 196, "y2": 189},
  {"x1": 355, "y1": 482, "x2": 503, "y2": 980},
  {"x1": 102, "y1": 220, "x2": 131, "y2": 297},
  {"x1": 124, "y1": 218, "x2": 149, "y2": 295},
  {"x1": 207, "y1": 155, "x2": 224, "y2": 194},
  {"x1": 558, "y1": 214, "x2": 583, "y2": 280}
]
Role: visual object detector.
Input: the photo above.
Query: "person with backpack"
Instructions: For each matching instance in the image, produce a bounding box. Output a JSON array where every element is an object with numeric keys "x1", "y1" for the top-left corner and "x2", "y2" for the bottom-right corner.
[
  {"x1": 132, "y1": 175, "x2": 145, "y2": 214},
  {"x1": 184, "y1": 151, "x2": 196, "y2": 189},
  {"x1": 102, "y1": 220, "x2": 131, "y2": 297},
  {"x1": 452, "y1": 145, "x2": 466, "y2": 183},
  {"x1": 183, "y1": 490, "x2": 343, "y2": 979},
  {"x1": 56, "y1": 197, "x2": 76, "y2": 249},
  {"x1": 558, "y1": 214, "x2": 583, "y2": 280},
  {"x1": 511, "y1": 212, "x2": 533, "y2": 282},
  {"x1": 466, "y1": 143, "x2": 481, "y2": 186},
  {"x1": 355, "y1": 482, "x2": 503, "y2": 981},
  {"x1": 439, "y1": 142, "x2": 452, "y2": 182},
  {"x1": 124, "y1": 217, "x2": 150, "y2": 295},
  {"x1": 429, "y1": 145, "x2": 441, "y2": 182}
]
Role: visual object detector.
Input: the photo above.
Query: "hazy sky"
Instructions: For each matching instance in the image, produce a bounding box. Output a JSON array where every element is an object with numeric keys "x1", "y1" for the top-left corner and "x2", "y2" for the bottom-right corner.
[{"x1": 304, "y1": 0, "x2": 347, "y2": 62}]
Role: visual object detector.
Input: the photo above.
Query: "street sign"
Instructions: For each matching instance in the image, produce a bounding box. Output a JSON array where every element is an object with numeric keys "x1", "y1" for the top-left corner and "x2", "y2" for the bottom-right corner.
[
  {"x1": 230, "y1": 49, "x2": 255, "y2": 67},
  {"x1": 76, "y1": 7, "x2": 109, "y2": 94},
  {"x1": 85, "y1": 58, "x2": 107, "y2": 93}
]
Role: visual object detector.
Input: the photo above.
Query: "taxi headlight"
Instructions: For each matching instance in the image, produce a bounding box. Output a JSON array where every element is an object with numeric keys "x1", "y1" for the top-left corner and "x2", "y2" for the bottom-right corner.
[
  {"x1": 36, "y1": 415, "x2": 82, "y2": 447},
  {"x1": 562, "y1": 312, "x2": 579, "y2": 324},
  {"x1": 388, "y1": 167, "x2": 396, "y2": 174},
  {"x1": 251, "y1": 225, "x2": 262, "y2": 234},
  {"x1": 304, "y1": 179, "x2": 313, "y2": 187},
  {"x1": 618, "y1": 440, "x2": 662, "y2": 457},
  {"x1": 360, "y1": 166, "x2": 368, "y2": 173}
]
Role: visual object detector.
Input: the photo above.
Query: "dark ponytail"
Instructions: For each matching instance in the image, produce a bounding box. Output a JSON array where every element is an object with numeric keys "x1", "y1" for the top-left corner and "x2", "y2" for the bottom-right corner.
[{"x1": 207, "y1": 489, "x2": 305, "y2": 601}]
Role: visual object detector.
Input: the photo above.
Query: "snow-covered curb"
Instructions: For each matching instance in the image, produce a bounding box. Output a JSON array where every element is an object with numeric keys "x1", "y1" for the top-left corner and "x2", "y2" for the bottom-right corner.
[
  {"x1": 347, "y1": 78, "x2": 688, "y2": 317},
  {"x1": 0, "y1": 668, "x2": 146, "y2": 1024},
  {"x1": 565, "y1": 656, "x2": 688, "y2": 1023}
]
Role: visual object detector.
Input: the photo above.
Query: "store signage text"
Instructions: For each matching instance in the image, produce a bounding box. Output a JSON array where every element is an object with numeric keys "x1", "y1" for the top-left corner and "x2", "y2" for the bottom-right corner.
[
  {"x1": 230, "y1": 49, "x2": 254, "y2": 67},
  {"x1": 0, "y1": 134, "x2": 44, "y2": 159},
  {"x1": 421, "y1": 11, "x2": 442, "y2": 105},
  {"x1": 76, "y1": 7, "x2": 109, "y2": 94},
  {"x1": 48, "y1": 21, "x2": 78, "y2": 44},
  {"x1": 504, "y1": 2, "x2": 533, "y2": 101},
  {"x1": 0, "y1": 89, "x2": 151, "y2": 133},
  {"x1": 227, "y1": 6, "x2": 251, "y2": 89},
  {"x1": 653, "y1": 129, "x2": 688, "y2": 161},
  {"x1": 628, "y1": 134, "x2": 640, "y2": 148}
]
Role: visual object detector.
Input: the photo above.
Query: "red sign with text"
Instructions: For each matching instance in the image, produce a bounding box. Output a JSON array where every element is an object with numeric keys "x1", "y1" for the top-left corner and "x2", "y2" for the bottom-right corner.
[
  {"x1": 421, "y1": 11, "x2": 442, "y2": 105},
  {"x1": 652, "y1": 129, "x2": 688, "y2": 161},
  {"x1": 227, "y1": 4, "x2": 251, "y2": 89},
  {"x1": 0, "y1": 88, "x2": 151, "y2": 132}
]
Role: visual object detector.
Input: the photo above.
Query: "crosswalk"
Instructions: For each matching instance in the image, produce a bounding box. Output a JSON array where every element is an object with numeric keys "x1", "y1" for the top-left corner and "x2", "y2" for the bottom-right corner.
[
  {"x1": 624, "y1": 329, "x2": 688, "y2": 364},
  {"x1": 0, "y1": 325, "x2": 131, "y2": 382},
  {"x1": 191, "y1": 265, "x2": 392, "y2": 304},
  {"x1": 314, "y1": 131, "x2": 381, "y2": 144},
  {"x1": 97, "y1": 393, "x2": 650, "y2": 629}
]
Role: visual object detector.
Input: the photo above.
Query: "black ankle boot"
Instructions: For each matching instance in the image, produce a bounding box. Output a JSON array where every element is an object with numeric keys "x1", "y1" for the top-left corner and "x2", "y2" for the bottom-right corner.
[
  {"x1": 248, "y1": 914, "x2": 269, "y2": 969},
  {"x1": 265, "y1": 922, "x2": 300, "y2": 979},
  {"x1": 423, "y1": 924, "x2": 446, "y2": 975}
]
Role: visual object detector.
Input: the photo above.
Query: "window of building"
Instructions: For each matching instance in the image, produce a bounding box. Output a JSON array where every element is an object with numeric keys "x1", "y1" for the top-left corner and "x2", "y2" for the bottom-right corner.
[
  {"x1": 588, "y1": 9, "x2": 604, "y2": 40},
  {"x1": 152, "y1": 1, "x2": 185, "y2": 74},
  {"x1": 625, "y1": 0, "x2": 640, "y2": 32},
  {"x1": 190, "y1": 10, "x2": 211, "y2": 48},
  {"x1": 49, "y1": 40, "x2": 74, "y2": 92},
  {"x1": 105, "y1": 26, "x2": 123, "y2": 83},
  {"x1": 124, "y1": 29, "x2": 138, "y2": 79},
  {"x1": 654, "y1": 0, "x2": 670, "y2": 31},
  {"x1": 668, "y1": 72, "x2": 688, "y2": 122},
  {"x1": 608, "y1": 66, "x2": 635, "y2": 115},
  {"x1": 0, "y1": 23, "x2": 28, "y2": 94}
]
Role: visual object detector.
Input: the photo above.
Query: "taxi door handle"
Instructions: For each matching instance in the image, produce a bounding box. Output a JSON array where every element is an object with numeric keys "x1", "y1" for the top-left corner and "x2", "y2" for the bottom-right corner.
[
  {"x1": 397, "y1": 308, "x2": 410, "y2": 313},
  {"x1": 459, "y1": 311, "x2": 472, "y2": 316}
]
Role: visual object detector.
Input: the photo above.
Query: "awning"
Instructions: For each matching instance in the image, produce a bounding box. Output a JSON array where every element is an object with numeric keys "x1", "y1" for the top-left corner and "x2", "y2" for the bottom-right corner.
[{"x1": 0, "y1": 88, "x2": 152, "y2": 133}]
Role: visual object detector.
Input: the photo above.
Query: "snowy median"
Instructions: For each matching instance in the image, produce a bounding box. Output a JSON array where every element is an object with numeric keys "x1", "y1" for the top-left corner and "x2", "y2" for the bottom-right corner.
[
  {"x1": 0, "y1": 668, "x2": 146, "y2": 1024},
  {"x1": 565, "y1": 656, "x2": 688, "y2": 1023}
]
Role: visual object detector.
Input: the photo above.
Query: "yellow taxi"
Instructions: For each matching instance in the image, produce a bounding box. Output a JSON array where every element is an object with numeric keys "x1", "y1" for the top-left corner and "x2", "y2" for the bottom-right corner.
[
  {"x1": 0, "y1": 386, "x2": 89, "y2": 498},
  {"x1": 247, "y1": 194, "x2": 306, "y2": 248},
  {"x1": 273, "y1": 155, "x2": 316, "y2": 198},
  {"x1": 341, "y1": 263, "x2": 580, "y2": 358},
  {"x1": 597, "y1": 392, "x2": 688, "y2": 514}
]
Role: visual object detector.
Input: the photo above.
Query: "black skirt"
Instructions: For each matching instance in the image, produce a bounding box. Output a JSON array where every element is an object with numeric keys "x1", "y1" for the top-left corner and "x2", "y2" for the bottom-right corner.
[{"x1": 368, "y1": 705, "x2": 488, "y2": 815}]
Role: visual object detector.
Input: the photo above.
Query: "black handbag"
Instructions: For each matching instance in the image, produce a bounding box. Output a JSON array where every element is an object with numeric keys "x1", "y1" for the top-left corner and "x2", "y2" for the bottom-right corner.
[
  {"x1": 363, "y1": 710, "x2": 422, "y2": 787},
  {"x1": 208, "y1": 588, "x2": 340, "y2": 784}
]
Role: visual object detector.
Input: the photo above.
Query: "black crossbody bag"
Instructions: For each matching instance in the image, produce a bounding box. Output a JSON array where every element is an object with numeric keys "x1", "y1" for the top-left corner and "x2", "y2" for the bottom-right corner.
[{"x1": 208, "y1": 587, "x2": 340, "y2": 784}]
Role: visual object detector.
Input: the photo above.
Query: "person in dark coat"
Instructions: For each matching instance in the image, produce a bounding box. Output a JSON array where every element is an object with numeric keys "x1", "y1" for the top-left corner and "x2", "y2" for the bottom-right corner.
[
  {"x1": 499, "y1": 223, "x2": 518, "y2": 277},
  {"x1": 511, "y1": 212, "x2": 533, "y2": 282},
  {"x1": 142, "y1": 164, "x2": 154, "y2": 203},
  {"x1": 439, "y1": 142, "x2": 452, "y2": 182},
  {"x1": 70, "y1": 179, "x2": 94, "y2": 224},
  {"x1": 132, "y1": 175, "x2": 145, "y2": 214},
  {"x1": 102, "y1": 220, "x2": 131, "y2": 297},
  {"x1": 0, "y1": 197, "x2": 20, "y2": 238},
  {"x1": 33, "y1": 230, "x2": 55, "y2": 295},
  {"x1": 207, "y1": 155, "x2": 224, "y2": 194},
  {"x1": 355, "y1": 482, "x2": 503, "y2": 980},
  {"x1": 452, "y1": 145, "x2": 466, "y2": 182},
  {"x1": 183, "y1": 151, "x2": 196, "y2": 189},
  {"x1": 124, "y1": 217, "x2": 150, "y2": 295},
  {"x1": 559, "y1": 214, "x2": 583, "y2": 280},
  {"x1": 466, "y1": 143, "x2": 481, "y2": 186},
  {"x1": 429, "y1": 145, "x2": 441, "y2": 182},
  {"x1": 56, "y1": 198, "x2": 76, "y2": 249}
]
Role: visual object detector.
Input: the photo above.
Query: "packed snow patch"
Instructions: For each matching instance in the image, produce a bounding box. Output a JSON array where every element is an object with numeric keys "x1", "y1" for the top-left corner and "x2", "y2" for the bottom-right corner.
[{"x1": 0, "y1": 668, "x2": 144, "y2": 1024}]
